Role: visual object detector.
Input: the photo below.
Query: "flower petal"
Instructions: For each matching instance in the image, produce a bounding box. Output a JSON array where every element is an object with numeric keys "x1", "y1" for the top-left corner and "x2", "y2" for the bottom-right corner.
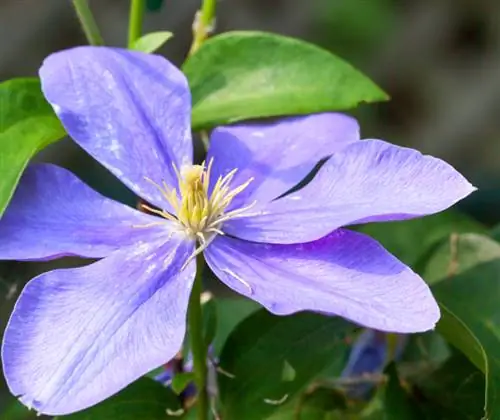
[
  {"x1": 224, "y1": 139, "x2": 476, "y2": 243},
  {"x1": 39, "y1": 46, "x2": 192, "y2": 209},
  {"x1": 2, "y1": 233, "x2": 195, "y2": 415},
  {"x1": 0, "y1": 164, "x2": 170, "y2": 261},
  {"x1": 205, "y1": 229, "x2": 440, "y2": 333},
  {"x1": 206, "y1": 113, "x2": 359, "y2": 209},
  {"x1": 341, "y1": 330, "x2": 408, "y2": 399}
]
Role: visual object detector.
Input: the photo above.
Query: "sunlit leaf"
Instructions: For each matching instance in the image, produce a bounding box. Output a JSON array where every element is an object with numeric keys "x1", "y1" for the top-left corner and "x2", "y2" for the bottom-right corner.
[
  {"x1": 0, "y1": 78, "x2": 65, "y2": 217},
  {"x1": 184, "y1": 31, "x2": 388, "y2": 130},
  {"x1": 130, "y1": 31, "x2": 173, "y2": 54}
]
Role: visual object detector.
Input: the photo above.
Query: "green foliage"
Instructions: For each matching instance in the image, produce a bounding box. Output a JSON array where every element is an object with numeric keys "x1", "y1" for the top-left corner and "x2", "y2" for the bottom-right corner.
[
  {"x1": 356, "y1": 210, "x2": 486, "y2": 267},
  {"x1": 218, "y1": 309, "x2": 357, "y2": 420},
  {"x1": 431, "y1": 260, "x2": 500, "y2": 420},
  {"x1": 267, "y1": 387, "x2": 348, "y2": 419},
  {"x1": 406, "y1": 232, "x2": 500, "y2": 418},
  {"x1": 0, "y1": 78, "x2": 65, "y2": 217},
  {"x1": 1, "y1": 399, "x2": 38, "y2": 420},
  {"x1": 383, "y1": 364, "x2": 422, "y2": 420},
  {"x1": 130, "y1": 31, "x2": 173, "y2": 54},
  {"x1": 492, "y1": 224, "x2": 500, "y2": 242},
  {"x1": 171, "y1": 372, "x2": 195, "y2": 395},
  {"x1": 184, "y1": 31, "x2": 388, "y2": 130},
  {"x1": 55, "y1": 378, "x2": 182, "y2": 419},
  {"x1": 202, "y1": 295, "x2": 217, "y2": 348},
  {"x1": 422, "y1": 233, "x2": 500, "y2": 285},
  {"x1": 213, "y1": 297, "x2": 260, "y2": 354},
  {"x1": 416, "y1": 352, "x2": 485, "y2": 419}
]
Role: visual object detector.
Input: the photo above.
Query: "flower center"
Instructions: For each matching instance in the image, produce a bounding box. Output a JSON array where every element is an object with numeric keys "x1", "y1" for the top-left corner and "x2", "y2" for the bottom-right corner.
[{"x1": 141, "y1": 159, "x2": 255, "y2": 246}]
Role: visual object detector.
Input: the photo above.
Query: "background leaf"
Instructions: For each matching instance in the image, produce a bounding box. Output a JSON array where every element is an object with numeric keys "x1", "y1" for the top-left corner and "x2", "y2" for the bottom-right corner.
[
  {"x1": 421, "y1": 233, "x2": 500, "y2": 285},
  {"x1": 171, "y1": 372, "x2": 195, "y2": 396},
  {"x1": 0, "y1": 78, "x2": 65, "y2": 217},
  {"x1": 267, "y1": 387, "x2": 348, "y2": 420},
  {"x1": 1, "y1": 400, "x2": 39, "y2": 420},
  {"x1": 130, "y1": 31, "x2": 173, "y2": 54},
  {"x1": 56, "y1": 378, "x2": 182, "y2": 420},
  {"x1": 184, "y1": 31, "x2": 388, "y2": 130},
  {"x1": 218, "y1": 309, "x2": 357, "y2": 420},
  {"x1": 415, "y1": 352, "x2": 484, "y2": 420},
  {"x1": 431, "y1": 260, "x2": 500, "y2": 419},
  {"x1": 213, "y1": 297, "x2": 260, "y2": 354},
  {"x1": 383, "y1": 364, "x2": 422, "y2": 420},
  {"x1": 356, "y1": 210, "x2": 485, "y2": 268}
]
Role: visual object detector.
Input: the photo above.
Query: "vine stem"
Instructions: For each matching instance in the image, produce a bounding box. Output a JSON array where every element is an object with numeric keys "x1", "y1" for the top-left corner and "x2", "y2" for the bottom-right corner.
[
  {"x1": 187, "y1": 3, "x2": 218, "y2": 418},
  {"x1": 71, "y1": 0, "x2": 104, "y2": 46},
  {"x1": 188, "y1": 255, "x2": 209, "y2": 420},
  {"x1": 128, "y1": 0, "x2": 146, "y2": 48},
  {"x1": 188, "y1": 0, "x2": 217, "y2": 56}
]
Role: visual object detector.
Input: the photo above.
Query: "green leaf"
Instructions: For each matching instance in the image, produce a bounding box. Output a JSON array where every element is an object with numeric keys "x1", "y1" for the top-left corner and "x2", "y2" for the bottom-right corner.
[
  {"x1": 1, "y1": 400, "x2": 38, "y2": 420},
  {"x1": 171, "y1": 372, "x2": 195, "y2": 395},
  {"x1": 431, "y1": 260, "x2": 500, "y2": 419},
  {"x1": 383, "y1": 364, "x2": 422, "y2": 420},
  {"x1": 0, "y1": 78, "x2": 65, "y2": 217},
  {"x1": 356, "y1": 210, "x2": 485, "y2": 267},
  {"x1": 218, "y1": 309, "x2": 357, "y2": 420},
  {"x1": 415, "y1": 352, "x2": 484, "y2": 420},
  {"x1": 491, "y1": 224, "x2": 500, "y2": 242},
  {"x1": 130, "y1": 31, "x2": 173, "y2": 54},
  {"x1": 268, "y1": 388, "x2": 348, "y2": 420},
  {"x1": 401, "y1": 331, "x2": 451, "y2": 369},
  {"x1": 202, "y1": 294, "x2": 217, "y2": 347},
  {"x1": 282, "y1": 360, "x2": 296, "y2": 382},
  {"x1": 213, "y1": 297, "x2": 260, "y2": 354},
  {"x1": 421, "y1": 233, "x2": 500, "y2": 285},
  {"x1": 56, "y1": 378, "x2": 183, "y2": 419},
  {"x1": 184, "y1": 31, "x2": 388, "y2": 130},
  {"x1": 435, "y1": 305, "x2": 485, "y2": 373}
]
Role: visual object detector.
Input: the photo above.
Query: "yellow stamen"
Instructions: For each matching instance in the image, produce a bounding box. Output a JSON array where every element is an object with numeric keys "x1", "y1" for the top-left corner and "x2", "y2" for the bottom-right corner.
[{"x1": 143, "y1": 158, "x2": 256, "y2": 261}]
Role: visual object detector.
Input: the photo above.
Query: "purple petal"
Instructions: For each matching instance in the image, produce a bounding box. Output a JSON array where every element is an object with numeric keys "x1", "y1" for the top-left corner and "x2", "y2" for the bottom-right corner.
[
  {"x1": 224, "y1": 139, "x2": 476, "y2": 243},
  {"x1": 205, "y1": 229, "x2": 440, "y2": 333},
  {"x1": 341, "y1": 330, "x2": 408, "y2": 399},
  {"x1": 342, "y1": 330, "x2": 387, "y2": 379},
  {"x1": 0, "y1": 164, "x2": 170, "y2": 261},
  {"x1": 39, "y1": 47, "x2": 192, "y2": 209},
  {"x1": 2, "y1": 234, "x2": 195, "y2": 415},
  {"x1": 207, "y1": 113, "x2": 359, "y2": 210}
]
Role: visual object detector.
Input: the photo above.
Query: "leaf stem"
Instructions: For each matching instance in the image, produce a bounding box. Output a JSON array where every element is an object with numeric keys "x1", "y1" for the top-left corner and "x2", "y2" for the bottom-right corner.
[
  {"x1": 128, "y1": 0, "x2": 146, "y2": 48},
  {"x1": 188, "y1": 0, "x2": 217, "y2": 56},
  {"x1": 188, "y1": 256, "x2": 209, "y2": 420},
  {"x1": 71, "y1": 0, "x2": 104, "y2": 46}
]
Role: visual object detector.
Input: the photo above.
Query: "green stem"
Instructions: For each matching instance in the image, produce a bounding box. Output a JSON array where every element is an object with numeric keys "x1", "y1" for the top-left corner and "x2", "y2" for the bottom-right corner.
[
  {"x1": 71, "y1": 0, "x2": 104, "y2": 46},
  {"x1": 188, "y1": 0, "x2": 217, "y2": 56},
  {"x1": 128, "y1": 0, "x2": 146, "y2": 48},
  {"x1": 188, "y1": 256, "x2": 209, "y2": 420}
]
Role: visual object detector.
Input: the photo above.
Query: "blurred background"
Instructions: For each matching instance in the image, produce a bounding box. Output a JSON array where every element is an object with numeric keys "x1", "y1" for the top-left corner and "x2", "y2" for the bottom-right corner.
[{"x1": 1, "y1": 0, "x2": 499, "y2": 413}]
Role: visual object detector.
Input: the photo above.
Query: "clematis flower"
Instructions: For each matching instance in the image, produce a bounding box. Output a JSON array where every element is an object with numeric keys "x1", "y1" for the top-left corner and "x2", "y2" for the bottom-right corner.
[
  {"x1": 0, "y1": 46, "x2": 474, "y2": 415},
  {"x1": 154, "y1": 346, "x2": 218, "y2": 400},
  {"x1": 340, "y1": 330, "x2": 407, "y2": 399}
]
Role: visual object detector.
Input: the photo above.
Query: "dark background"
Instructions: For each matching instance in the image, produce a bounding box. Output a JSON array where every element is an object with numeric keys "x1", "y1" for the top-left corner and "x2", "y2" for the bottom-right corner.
[{"x1": 1, "y1": 0, "x2": 500, "y2": 412}]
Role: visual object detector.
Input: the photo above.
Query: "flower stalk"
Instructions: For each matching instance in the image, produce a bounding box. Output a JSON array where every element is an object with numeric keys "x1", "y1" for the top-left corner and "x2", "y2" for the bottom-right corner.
[
  {"x1": 71, "y1": 0, "x2": 104, "y2": 46},
  {"x1": 128, "y1": 0, "x2": 146, "y2": 48},
  {"x1": 188, "y1": 0, "x2": 217, "y2": 56},
  {"x1": 188, "y1": 255, "x2": 209, "y2": 420}
]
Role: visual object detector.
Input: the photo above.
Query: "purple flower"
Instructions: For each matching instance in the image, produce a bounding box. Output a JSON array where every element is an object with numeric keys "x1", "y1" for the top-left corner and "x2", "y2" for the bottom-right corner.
[
  {"x1": 154, "y1": 346, "x2": 218, "y2": 399},
  {"x1": 340, "y1": 330, "x2": 407, "y2": 399},
  {"x1": 0, "y1": 47, "x2": 474, "y2": 415}
]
